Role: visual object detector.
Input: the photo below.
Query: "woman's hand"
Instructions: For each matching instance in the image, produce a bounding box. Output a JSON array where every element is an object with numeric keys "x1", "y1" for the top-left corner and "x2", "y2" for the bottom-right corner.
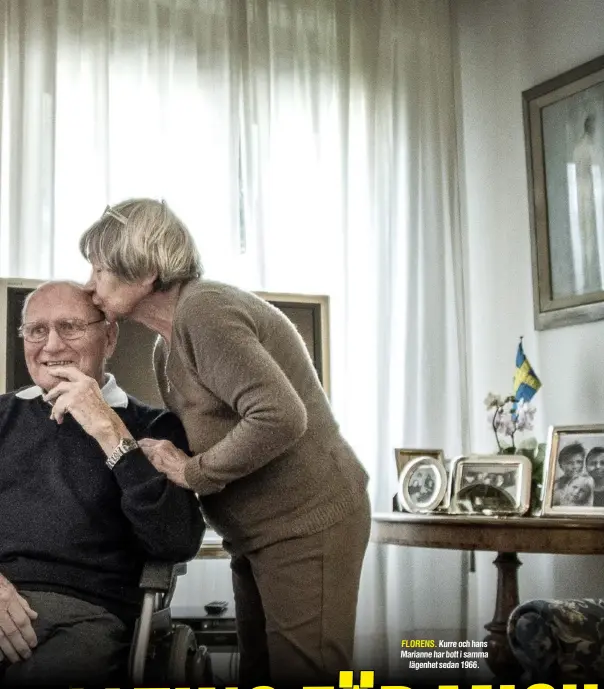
[
  {"x1": 138, "y1": 438, "x2": 191, "y2": 489},
  {"x1": 43, "y1": 366, "x2": 131, "y2": 455}
]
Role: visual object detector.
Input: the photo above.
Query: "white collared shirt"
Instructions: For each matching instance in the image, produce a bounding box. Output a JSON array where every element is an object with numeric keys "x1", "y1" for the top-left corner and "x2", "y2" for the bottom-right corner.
[{"x1": 15, "y1": 373, "x2": 129, "y2": 409}]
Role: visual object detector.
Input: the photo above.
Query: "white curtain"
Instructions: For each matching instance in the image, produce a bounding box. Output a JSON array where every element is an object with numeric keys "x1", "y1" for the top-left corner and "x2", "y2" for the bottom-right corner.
[{"x1": 0, "y1": 0, "x2": 468, "y2": 676}]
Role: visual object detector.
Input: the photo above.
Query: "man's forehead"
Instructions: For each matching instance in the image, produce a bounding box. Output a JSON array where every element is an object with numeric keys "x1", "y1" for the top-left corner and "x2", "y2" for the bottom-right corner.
[{"x1": 25, "y1": 285, "x2": 99, "y2": 320}]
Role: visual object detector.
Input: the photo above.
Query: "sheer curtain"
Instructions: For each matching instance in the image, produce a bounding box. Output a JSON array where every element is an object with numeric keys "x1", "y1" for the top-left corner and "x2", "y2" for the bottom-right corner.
[{"x1": 0, "y1": 0, "x2": 468, "y2": 675}]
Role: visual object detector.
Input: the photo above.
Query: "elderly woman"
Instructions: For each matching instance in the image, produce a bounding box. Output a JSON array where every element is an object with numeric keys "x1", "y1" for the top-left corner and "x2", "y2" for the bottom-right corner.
[{"x1": 80, "y1": 198, "x2": 370, "y2": 687}]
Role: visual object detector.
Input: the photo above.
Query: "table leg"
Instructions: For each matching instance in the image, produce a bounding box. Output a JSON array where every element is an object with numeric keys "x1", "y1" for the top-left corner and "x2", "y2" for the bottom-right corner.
[{"x1": 483, "y1": 551, "x2": 523, "y2": 678}]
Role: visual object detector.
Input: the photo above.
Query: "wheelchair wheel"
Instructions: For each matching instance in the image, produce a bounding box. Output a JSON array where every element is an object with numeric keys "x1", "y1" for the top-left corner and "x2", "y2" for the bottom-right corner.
[
  {"x1": 168, "y1": 624, "x2": 212, "y2": 687},
  {"x1": 168, "y1": 624, "x2": 199, "y2": 685}
]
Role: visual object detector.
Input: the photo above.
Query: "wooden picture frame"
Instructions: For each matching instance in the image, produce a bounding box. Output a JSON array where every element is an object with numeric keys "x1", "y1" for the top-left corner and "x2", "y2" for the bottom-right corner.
[
  {"x1": 523, "y1": 54, "x2": 604, "y2": 330},
  {"x1": 393, "y1": 447, "x2": 444, "y2": 477}
]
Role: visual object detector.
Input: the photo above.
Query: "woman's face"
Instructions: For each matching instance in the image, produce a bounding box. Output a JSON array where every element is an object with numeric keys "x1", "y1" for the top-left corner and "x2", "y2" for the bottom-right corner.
[{"x1": 84, "y1": 265, "x2": 153, "y2": 321}]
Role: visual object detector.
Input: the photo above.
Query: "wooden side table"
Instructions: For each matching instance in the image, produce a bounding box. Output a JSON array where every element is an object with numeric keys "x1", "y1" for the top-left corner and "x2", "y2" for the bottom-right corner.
[{"x1": 371, "y1": 512, "x2": 604, "y2": 678}]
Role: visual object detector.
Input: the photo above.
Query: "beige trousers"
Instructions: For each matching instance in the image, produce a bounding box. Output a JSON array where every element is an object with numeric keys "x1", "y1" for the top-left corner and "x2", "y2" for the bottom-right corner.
[{"x1": 231, "y1": 491, "x2": 371, "y2": 687}]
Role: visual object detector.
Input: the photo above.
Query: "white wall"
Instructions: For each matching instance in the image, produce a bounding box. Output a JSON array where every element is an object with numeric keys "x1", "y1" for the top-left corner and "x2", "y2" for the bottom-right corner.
[{"x1": 454, "y1": 0, "x2": 604, "y2": 637}]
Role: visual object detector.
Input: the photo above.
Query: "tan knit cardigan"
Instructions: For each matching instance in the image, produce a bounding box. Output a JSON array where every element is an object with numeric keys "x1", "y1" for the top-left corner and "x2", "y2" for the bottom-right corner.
[{"x1": 153, "y1": 280, "x2": 368, "y2": 554}]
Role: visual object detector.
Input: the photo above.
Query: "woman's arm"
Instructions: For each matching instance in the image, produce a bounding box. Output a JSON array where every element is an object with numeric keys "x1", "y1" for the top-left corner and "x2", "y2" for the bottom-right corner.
[{"x1": 176, "y1": 295, "x2": 308, "y2": 495}]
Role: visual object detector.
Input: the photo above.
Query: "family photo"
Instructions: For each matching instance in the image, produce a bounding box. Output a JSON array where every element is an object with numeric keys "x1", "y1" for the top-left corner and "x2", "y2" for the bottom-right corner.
[
  {"x1": 407, "y1": 466, "x2": 439, "y2": 504},
  {"x1": 460, "y1": 464, "x2": 519, "y2": 503},
  {"x1": 551, "y1": 435, "x2": 604, "y2": 507}
]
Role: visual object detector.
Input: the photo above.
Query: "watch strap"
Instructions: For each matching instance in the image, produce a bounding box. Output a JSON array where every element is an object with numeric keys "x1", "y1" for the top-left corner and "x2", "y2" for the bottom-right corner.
[{"x1": 106, "y1": 438, "x2": 139, "y2": 470}]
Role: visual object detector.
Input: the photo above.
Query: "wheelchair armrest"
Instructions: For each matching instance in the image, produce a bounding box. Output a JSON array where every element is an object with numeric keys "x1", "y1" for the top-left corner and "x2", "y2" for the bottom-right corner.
[{"x1": 139, "y1": 560, "x2": 188, "y2": 592}]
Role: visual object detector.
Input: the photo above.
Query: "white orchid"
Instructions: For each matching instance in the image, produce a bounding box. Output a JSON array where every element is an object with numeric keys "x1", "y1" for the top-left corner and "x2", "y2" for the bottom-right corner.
[
  {"x1": 486, "y1": 393, "x2": 537, "y2": 454},
  {"x1": 484, "y1": 392, "x2": 504, "y2": 409},
  {"x1": 515, "y1": 398, "x2": 536, "y2": 432},
  {"x1": 485, "y1": 384, "x2": 544, "y2": 512}
]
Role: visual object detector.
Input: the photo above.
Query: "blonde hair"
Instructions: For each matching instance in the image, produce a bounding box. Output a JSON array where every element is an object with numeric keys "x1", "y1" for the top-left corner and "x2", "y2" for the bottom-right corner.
[{"x1": 79, "y1": 198, "x2": 203, "y2": 290}]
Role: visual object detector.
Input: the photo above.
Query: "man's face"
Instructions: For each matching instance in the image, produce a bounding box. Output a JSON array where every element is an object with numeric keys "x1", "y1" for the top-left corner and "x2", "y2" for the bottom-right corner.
[
  {"x1": 587, "y1": 453, "x2": 604, "y2": 487},
  {"x1": 22, "y1": 284, "x2": 117, "y2": 391}
]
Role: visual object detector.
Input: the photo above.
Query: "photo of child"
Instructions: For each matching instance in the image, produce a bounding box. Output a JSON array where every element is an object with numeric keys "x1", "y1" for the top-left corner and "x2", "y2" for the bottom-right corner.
[
  {"x1": 552, "y1": 442, "x2": 594, "y2": 507},
  {"x1": 547, "y1": 433, "x2": 604, "y2": 513}
]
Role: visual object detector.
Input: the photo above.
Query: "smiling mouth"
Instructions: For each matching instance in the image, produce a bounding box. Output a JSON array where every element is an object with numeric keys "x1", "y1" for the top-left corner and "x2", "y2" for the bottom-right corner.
[{"x1": 43, "y1": 361, "x2": 76, "y2": 367}]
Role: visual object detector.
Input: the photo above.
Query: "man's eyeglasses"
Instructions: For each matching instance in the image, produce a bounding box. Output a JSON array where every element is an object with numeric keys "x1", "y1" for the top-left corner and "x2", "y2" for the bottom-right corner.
[{"x1": 18, "y1": 318, "x2": 106, "y2": 343}]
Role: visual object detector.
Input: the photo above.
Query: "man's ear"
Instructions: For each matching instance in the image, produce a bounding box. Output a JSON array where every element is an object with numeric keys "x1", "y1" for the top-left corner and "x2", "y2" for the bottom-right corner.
[{"x1": 105, "y1": 321, "x2": 119, "y2": 359}]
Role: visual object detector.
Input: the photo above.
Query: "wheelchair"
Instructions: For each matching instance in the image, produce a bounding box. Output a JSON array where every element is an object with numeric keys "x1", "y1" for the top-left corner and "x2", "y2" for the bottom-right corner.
[{"x1": 129, "y1": 560, "x2": 214, "y2": 685}]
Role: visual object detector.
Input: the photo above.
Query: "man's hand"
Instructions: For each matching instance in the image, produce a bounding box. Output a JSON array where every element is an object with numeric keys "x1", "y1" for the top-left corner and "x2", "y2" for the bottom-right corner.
[
  {"x1": 0, "y1": 574, "x2": 37, "y2": 664},
  {"x1": 43, "y1": 366, "x2": 132, "y2": 456},
  {"x1": 138, "y1": 438, "x2": 191, "y2": 489}
]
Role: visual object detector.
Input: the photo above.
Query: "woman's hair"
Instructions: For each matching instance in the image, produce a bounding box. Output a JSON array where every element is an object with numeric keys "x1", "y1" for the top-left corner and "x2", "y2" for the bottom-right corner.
[{"x1": 79, "y1": 198, "x2": 203, "y2": 291}]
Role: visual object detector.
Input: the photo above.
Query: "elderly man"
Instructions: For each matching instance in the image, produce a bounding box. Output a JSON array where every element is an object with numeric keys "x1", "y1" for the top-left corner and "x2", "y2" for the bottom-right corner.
[{"x1": 0, "y1": 281, "x2": 204, "y2": 686}]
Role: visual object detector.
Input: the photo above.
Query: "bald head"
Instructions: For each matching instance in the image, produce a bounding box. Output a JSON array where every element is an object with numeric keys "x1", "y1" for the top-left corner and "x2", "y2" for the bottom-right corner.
[{"x1": 21, "y1": 281, "x2": 118, "y2": 391}]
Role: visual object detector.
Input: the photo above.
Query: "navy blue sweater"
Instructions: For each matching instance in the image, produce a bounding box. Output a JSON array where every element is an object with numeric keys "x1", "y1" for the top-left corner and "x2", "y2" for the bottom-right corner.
[{"x1": 0, "y1": 392, "x2": 204, "y2": 623}]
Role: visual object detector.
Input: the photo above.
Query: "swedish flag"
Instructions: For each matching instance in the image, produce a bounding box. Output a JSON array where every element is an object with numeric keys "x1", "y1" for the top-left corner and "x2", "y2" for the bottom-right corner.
[{"x1": 514, "y1": 339, "x2": 542, "y2": 403}]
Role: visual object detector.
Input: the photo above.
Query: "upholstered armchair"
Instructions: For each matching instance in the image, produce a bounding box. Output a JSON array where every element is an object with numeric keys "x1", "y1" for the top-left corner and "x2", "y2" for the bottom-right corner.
[{"x1": 508, "y1": 598, "x2": 604, "y2": 681}]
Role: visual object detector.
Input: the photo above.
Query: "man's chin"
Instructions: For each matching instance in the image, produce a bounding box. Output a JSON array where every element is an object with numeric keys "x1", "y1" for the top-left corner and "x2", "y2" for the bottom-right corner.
[
  {"x1": 34, "y1": 367, "x2": 80, "y2": 390},
  {"x1": 34, "y1": 379, "x2": 62, "y2": 393}
]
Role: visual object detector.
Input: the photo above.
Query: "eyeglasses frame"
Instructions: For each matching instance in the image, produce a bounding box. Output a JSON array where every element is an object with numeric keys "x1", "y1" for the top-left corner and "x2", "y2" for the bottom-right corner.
[{"x1": 18, "y1": 318, "x2": 107, "y2": 343}]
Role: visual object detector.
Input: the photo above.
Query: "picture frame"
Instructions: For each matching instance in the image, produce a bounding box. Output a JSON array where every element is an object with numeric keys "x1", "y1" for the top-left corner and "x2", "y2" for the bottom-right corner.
[
  {"x1": 449, "y1": 455, "x2": 532, "y2": 516},
  {"x1": 523, "y1": 54, "x2": 604, "y2": 330},
  {"x1": 0, "y1": 278, "x2": 44, "y2": 394},
  {"x1": 542, "y1": 424, "x2": 604, "y2": 517},
  {"x1": 255, "y1": 292, "x2": 330, "y2": 398},
  {"x1": 392, "y1": 448, "x2": 450, "y2": 512},
  {"x1": 397, "y1": 455, "x2": 448, "y2": 514},
  {"x1": 393, "y1": 447, "x2": 445, "y2": 477}
]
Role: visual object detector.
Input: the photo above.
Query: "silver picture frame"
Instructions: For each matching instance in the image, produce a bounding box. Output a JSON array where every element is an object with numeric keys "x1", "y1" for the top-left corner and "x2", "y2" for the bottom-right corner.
[
  {"x1": 397, "y1": 455, "x2": 448, "y2": 514},
  {"x1": 541, "y1": 424, "x2": 604, "y2": 517},
  {"x1": 449, "y1": 455, "x2": 532, "y2": 516}
]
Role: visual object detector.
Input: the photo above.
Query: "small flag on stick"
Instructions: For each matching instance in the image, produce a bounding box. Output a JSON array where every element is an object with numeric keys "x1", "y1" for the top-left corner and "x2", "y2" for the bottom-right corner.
[{"x1": 513, "y1": 337, "x2": 541, "y2": 403}]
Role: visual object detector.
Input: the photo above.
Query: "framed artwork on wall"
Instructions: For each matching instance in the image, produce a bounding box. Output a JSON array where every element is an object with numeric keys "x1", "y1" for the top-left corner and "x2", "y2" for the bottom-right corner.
[{"x1": 523, "y1": 54, "x2": 604, "y2": 330}]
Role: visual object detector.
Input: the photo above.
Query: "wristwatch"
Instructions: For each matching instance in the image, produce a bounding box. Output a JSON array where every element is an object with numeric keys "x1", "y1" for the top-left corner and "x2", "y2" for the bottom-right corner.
[{"x1": 106, "y1": 437, "x2": 139, "y2": 470}]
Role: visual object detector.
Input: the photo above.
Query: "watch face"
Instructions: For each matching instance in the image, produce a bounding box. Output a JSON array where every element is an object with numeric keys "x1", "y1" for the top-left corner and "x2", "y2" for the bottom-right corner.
[{"x1": 121, "y1": 438, "x2": 139, "y2": 452}]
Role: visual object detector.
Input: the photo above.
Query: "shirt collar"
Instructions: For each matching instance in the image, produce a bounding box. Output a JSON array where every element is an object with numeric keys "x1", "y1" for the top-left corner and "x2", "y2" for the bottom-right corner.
[{"x1": 15, "y1": 372, "x2": 129, "y2": 409}]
